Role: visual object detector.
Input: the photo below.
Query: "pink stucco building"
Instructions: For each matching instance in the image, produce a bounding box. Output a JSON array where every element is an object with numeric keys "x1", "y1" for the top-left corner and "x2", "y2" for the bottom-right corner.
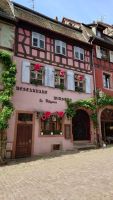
[{"x1": 1, "y1": 1, "x2": 96, "y2": 158}]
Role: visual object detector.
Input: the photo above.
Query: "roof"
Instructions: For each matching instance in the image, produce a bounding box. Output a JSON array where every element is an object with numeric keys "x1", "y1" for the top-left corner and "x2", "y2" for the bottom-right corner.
[
  {"x1": 13, "y1": 2, "x2": 91, "y2": 45},
  {"x1": 0, "y1": 0, "x2": 15, "y2": 17}
]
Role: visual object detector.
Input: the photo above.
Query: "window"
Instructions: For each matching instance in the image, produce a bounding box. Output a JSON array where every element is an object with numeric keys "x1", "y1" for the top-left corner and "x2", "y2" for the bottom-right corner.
[
  {"x1": 30, "y1": 64, "x2": 43, "y2": 85},
  {"x1": 41, "y1": 115, "x2": 62, "y2": 135},
  {"x1": 55, "y1": 40, "x2": 66, "y2": 55},
  {"x1": 103, "y1": 73, "x2": 110, "y2": 89},
  {"x1": 55, "y1": 69, "x2": 65, "y2": 90},
  {"x1": 74, "y1": 74, "x2": 85, "y2": 92},
  {"x1": 74, "y1": 47, "x2": 84, "y2": 61},
  {"x1": 32, "y1": 32, "x2": 45, "y2": 49},
  {"x1": 18, "y1": 113, "x2": 33, "y2": 122},
  {"x1": 100, "y1": 47, "x2": 109, "y2": 60}
]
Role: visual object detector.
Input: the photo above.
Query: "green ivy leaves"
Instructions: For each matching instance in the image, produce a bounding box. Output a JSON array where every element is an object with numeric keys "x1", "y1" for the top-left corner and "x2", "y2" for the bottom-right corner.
[
  {"x1": 0, "y1": 51, "x2": 16, "y2": 131},
  {"x1": 65, "y1": 93, "x2": 113, "y2": 128}
]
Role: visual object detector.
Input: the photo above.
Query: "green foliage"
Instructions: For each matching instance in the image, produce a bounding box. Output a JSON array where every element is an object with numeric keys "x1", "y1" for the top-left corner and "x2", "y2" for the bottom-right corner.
[
  {"x1": 0, "y1": 51, "x2": 16, "y2": 131},
  {"x1": 59, "y1": 83, "x2": 65, "y2": 91},
  {"x1": 65, "y1": 92, "x2": 113, "y2": 128}
]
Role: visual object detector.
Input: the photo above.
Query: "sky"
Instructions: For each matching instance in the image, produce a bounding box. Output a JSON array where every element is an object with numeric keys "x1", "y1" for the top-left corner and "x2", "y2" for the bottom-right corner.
[{"x1": 13, "y1": 0, "x2": 113, "y2": 25}]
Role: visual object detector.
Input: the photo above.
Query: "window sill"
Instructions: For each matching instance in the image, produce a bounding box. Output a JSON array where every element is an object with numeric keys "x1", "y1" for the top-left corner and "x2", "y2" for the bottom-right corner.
[
  {"x1": 39, "y1": 134, "x2": 64, "y2": 137},
  {"x1": 31, "y1": 46, "x2": 45, "y2": 52},
  {"x1": 74, "y1": 58, "x2": 85, "y2": 62},
  {"x1": 55, "y1": 53, "x2": 66, "y2": 58}
]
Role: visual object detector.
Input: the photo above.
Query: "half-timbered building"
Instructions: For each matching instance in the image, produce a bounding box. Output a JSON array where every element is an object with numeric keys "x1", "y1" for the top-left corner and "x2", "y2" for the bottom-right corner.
[
  {"x1": 3, "y1": 2, "x2": 96, "y2": 158},
  {"x1": 63, "y1": 18, "x2": 113, "y2": 146}
]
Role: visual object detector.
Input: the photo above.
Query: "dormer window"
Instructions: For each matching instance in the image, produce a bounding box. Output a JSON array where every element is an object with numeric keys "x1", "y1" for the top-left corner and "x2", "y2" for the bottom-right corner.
[
  {"x1": 96, "y1": 30, "x2": 101, "y2": 37},
  {"x1": 55, "y1": 40, "x2": 66, "y2": 55},
  {"x1": 32, "y1": 32, "x2": 45, "y2": 49}
]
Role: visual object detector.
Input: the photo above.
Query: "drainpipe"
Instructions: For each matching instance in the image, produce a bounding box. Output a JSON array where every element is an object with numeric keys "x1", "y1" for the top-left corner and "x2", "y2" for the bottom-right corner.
[{"x1": 90, "y1": 37, "x2": 101, "y2": 147}]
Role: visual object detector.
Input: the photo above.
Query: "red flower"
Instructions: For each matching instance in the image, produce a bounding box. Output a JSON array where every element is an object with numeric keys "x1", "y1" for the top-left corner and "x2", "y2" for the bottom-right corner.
[
  {"x1": 45, "y1": 112, "x2": 51, "y2": 118},
  {"x1": 57, "y1": 112, "x2": 64, "y2": 118},
  {"x1": 34, "y1": 63, "x2": 41, "y2": 71},
  {"x1": 60, "y1": 70, "x2": 65, "y2": 77},
  {"x1": 79, "y1": 75, "x2": 84, "y2": 81}
]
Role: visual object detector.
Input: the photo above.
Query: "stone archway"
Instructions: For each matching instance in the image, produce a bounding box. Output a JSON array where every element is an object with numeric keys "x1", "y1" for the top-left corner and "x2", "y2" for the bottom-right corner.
[
  {"x1": 72, "y1": 109, "x2": 90, "y2": 141},
  {"x1": 101, "y1": 108, "x2": 113, "y2": 143}
]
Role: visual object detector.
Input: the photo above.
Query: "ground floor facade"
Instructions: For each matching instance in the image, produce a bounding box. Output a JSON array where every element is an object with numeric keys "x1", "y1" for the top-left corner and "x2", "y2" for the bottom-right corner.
[{"x1": 5, "y1": 57, "x2": 113, "y2": 158}]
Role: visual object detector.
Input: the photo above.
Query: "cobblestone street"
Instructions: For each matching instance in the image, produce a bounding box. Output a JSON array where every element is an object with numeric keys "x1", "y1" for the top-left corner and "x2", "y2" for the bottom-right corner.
[{"x1": 0, "y1": 147, "x2": 113, "y2": 200}]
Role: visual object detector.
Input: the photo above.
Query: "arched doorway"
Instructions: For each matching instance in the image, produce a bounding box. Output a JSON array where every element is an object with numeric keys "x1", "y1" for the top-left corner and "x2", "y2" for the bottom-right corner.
[
  {"x1": 101, "y1": 108, "x2": 113, "y2": 143},
  {"x1": 72, "y1": 109, "x2": 90, "y2": 141}
]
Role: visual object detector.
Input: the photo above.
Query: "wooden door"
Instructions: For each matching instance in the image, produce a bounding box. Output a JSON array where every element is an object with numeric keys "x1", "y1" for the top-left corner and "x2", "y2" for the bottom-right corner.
[{"x1": 15, "y1": 123, "x2": 32, "y2": 158}]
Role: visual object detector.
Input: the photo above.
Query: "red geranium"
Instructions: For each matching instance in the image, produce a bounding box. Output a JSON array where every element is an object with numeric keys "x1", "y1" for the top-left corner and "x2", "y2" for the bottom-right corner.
[
  {"x1": 60, "y1": 70, "x2": 65, "y2": 77},
  {"x1": 34, "y1": 63, "x2": 41, "y2": 71},
  {"x1": 57, "y1": 112, "x2": 64, "y2": 118},
  {"x1": 45, "y1": 112, "x2": 51, "y2": 118},
  {"x1": 79, "y1": 75, "x2": 84, "y2": 81}
]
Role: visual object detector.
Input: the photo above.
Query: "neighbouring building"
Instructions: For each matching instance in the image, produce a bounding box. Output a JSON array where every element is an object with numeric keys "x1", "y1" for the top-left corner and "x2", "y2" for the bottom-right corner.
[
  {"x1": 0, "y1": 0, "x2": 15, "y2": 91},
  {"x1": 63, "y1": 18, "x2": 113, "y2": 145}
]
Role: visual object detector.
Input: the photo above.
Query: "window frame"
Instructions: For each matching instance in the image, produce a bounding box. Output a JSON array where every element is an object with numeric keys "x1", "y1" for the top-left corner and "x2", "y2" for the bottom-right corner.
[
  {"x1": 32, "y1": 32, "x2": 45, "y2": 49},
  {"x1": 74, "y1": 74, "x2": 85, "y2": 92},
  {"x1": 40, "y1": 115, "x2": 62, "y2": 136},
  {"x1": 30, "y1": 64, "x2": 43, "y2": 86},
  {"x1": 55, "y1": 40, "x2": 66, "y2": 56},
  {"x1": 74, "y1": 46, "x2": 84, "y2": 61},
  {"x1": 54, "y1": 69, "x2": 65, "y2": 89},
  {"x1": 100, "y1": 47, "x2": 109, "y2": 61},
  {"x1": 103, "y1": 73, "x2": 111, "y2": 89}
]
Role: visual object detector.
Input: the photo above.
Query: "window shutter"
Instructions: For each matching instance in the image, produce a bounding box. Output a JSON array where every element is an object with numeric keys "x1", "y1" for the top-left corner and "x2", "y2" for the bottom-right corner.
[
  {"x1": 22, "y1": 60, "x2": 30, "y2": 83},
  {"x1": 85, "y1": 74, "x2": 91, "y2": 93},
  {"x1": 67, "y1": 70, "x2": 75, "y2": 91},
  {"x1": 110, "y1": 51, "x2": 113, "y2": 63},
  {"x1": 45, "y1": 65, "x2": 54, "y2": 87},
  {"x1": 96, "y1": 46, "x2": 101, "y2": 59}
]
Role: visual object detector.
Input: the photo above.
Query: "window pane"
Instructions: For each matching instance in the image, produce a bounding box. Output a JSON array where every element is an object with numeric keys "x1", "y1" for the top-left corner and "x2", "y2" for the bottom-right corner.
[
  {"x1": 75, "y1": 51, "x2": 79, "y2": 59},
  {"x1": 62, "y1": 47, "x2": 66, "y2": 55},
  {"x1": 31, "y1": 71, "x2": 36, "y2": 79},
  {"x1": 103, "y1": 74, "x2": 110, "y2": 88},
  {"x1": 56, "y1": 46, "x2": 61, "y2": 53},
  {"x1": 40, "y1": 40, "x2": 44, "y2": 49},
  {"x1": 18, "y1": 113, "x2": 33, "y2": 121},
  {"x1": 80, "y1": 53, "x2": 84, "y2": 61},
  {"x1": 33, "y1": 38, "x2": 38, "y2": 47}
]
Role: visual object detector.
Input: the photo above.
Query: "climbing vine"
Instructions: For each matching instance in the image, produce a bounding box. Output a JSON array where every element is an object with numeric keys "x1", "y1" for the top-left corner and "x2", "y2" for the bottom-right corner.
[
  {"x1": 0, "y1": 51, "x2": 16, "y2": 130},
  {"x1": 65, "y1": 92, "x2": 113, "y2": 128}
]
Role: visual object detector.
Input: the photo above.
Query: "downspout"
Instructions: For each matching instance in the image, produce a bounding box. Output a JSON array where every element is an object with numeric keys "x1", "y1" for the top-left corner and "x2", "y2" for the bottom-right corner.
[{"x1": 90, "y1": 36, "x2": 102, "y2": 147}]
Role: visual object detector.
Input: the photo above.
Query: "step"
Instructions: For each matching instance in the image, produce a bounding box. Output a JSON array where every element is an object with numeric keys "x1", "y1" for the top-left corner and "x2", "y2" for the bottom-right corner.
[{"x1": 73, "y1": 143, "x2": 96, "y2": 151}]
